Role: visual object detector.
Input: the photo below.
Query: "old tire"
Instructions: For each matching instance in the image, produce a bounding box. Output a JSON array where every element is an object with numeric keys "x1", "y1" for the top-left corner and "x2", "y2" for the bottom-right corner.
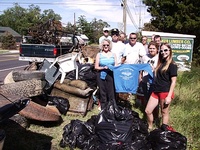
[{"x1": 0, "y1": 79, "x2": 46, "y2": 97}]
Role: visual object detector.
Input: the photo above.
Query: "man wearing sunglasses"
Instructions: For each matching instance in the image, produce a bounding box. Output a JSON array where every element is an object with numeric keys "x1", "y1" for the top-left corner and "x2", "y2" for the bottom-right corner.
[
  {"x1": 110, "y1": 28, "x2": 126, "y2": 65},
  {"x1": 122, "y1": 33, "x2": 147, "y2": 64},
  {"x1": 99, "y1": 27, "x2": 112, "y2": 44}
]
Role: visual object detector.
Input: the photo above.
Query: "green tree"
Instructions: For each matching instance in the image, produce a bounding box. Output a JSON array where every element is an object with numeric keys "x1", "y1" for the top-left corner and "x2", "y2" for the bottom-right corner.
[
  {"x1": 90, "y1": 18, "x2": 110, "y2": 43},
  {"x1": 142, "y1": 23, "x2": 159, "y2": 31},
  {"x1": 40, "y1": 9, "x2": 61, "y2": 23},
  {"x1": 76, "y1": 16, "x2": 110, "y2": 43},
  {"x1": 64, "y1": 22, "x2": 76, "y2": 33},
  {"x1": 2, "y1": 33, "x2": 16, "y2": 49},
  {"x1": 0, "y1": 4, "x2": 61, "y2": 35},
  {"x1": 76, "y1": 16, "x2": 94, "y2": 43},
  {"x1": 0, "y1": 4, "x2": 27, "y2": 35},
  {"x1": 19, "y1": 4, "x2": 41, "y2": 35},
  {"x1": 142, "y1": 0, "x2": 200, "y2": 54}
]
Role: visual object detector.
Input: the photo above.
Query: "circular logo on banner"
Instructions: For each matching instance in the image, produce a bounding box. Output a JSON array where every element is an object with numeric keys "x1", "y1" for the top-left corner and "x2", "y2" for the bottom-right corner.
[{"x1": 177, "y1": 55, "x2": 190, "y2": 61}]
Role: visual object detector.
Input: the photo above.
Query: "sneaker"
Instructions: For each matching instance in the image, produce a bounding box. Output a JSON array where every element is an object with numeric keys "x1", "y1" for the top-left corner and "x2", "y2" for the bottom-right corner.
[
  {"x1": 161, "y1": 124, "x2": 176, "y2": 132},
  {"x1": 166, "y1": 126, "x2": 176, "y2": 132}
]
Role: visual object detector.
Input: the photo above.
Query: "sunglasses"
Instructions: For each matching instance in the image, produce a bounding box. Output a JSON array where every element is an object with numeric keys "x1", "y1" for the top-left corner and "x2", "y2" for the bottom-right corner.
[
  {"x1": 104, "y1": 30, "x2": 109, "y2": 33},
  {"x1": 160, "y1": 49, "x2": 170, "y2": 53},
  {"x1": 130, "y1": 37, "x2": 137, "y2": 40},
  {"x1": 103, "y1": 44, "x2": 109, "y2": 47}
]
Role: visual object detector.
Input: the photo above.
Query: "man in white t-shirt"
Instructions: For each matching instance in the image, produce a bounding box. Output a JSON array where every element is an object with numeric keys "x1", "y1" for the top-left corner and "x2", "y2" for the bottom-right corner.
[
  {"x1": 123, "y1": 33, "x2": 147, "y2": 64},
  {"x1": 141, "y1": 36, "x2": 149, "y2": 54},
  {"x1": 99, "y1": 27, "x2": 112, "y2": 44},
  {"x1": 110, "y1": 28, "x2": 125, "y2": 65}
]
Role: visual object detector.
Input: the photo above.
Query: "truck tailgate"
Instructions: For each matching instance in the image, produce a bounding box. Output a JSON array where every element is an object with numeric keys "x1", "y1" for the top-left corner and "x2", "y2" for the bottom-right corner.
[{"x1": 20, "y1": 44, "x2": 56, "y2": 58}]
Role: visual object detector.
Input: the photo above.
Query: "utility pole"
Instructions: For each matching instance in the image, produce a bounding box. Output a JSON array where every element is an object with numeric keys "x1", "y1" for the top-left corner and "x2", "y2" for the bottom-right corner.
[
  {"x1": 122, "y1": 0, "x2": 127, "y2": 33},
  {"x1": 74, "y1": 13, "x2": 76, "y2": 32},
  {"x1": 136, "y1": 0, "x2": 145, "y2": 31},
  {"x1": 139, "y1": 0, "x2": 141, "y2": 31}
]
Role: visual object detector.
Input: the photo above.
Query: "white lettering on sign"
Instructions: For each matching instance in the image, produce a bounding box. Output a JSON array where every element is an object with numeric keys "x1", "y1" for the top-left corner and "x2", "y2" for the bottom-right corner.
[
  {"x1": 171, "y1": 44, "x2": 181, "y2": 49},
  {"x1": 181, "y1": 44, "x2": 192, "y2": 49}
]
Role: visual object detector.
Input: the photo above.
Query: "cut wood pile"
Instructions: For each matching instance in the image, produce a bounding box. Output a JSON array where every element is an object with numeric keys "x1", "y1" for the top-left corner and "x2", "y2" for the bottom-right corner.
[{"x1": 0, "y1": 45, "x2": 100, "y2": 123}]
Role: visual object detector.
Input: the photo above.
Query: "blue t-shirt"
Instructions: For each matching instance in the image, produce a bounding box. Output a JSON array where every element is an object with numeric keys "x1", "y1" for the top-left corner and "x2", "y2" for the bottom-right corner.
[
  {"x1": 109, "y1": 64, "x2": 153, "y2": 94},
  {"x1": 99, "y1": 53, "x2": 115, "y2": 79}
]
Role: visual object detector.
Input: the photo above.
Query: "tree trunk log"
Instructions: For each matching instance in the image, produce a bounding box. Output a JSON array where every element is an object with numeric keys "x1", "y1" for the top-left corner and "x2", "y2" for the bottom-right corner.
[{"x1": 54, "y1": 81, "x2": 92, "y2": 97}]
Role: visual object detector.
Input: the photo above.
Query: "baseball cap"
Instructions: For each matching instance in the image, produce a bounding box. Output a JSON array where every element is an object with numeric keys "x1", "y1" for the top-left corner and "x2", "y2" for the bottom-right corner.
[
  {"x1": 111, "y1": 28, "x2": 119, "y2": 36},
  {"x1": 103, "y1": 27, "x2": 109, "y2": 31}
]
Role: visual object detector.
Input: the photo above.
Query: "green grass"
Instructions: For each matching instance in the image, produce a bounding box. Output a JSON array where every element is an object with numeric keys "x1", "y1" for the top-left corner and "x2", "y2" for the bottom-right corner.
[
  {"x1": 0, "y1": 68, "x2": 200, "y2": 150},
  {"x1": 171, "y1": 68, "x2": 200, "y2": 150}
]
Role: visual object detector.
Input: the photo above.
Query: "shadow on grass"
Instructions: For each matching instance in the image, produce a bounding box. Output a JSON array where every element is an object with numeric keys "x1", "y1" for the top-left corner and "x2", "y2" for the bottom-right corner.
[{"x1": 0, "y1": 119, "x2": 53, "y2": 150}]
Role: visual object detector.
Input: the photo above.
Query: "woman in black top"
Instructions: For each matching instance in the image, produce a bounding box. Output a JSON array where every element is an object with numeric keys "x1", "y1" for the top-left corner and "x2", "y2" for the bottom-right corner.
[{"x1": 145, "y1": 42, "x2": 178, "y2": 131}]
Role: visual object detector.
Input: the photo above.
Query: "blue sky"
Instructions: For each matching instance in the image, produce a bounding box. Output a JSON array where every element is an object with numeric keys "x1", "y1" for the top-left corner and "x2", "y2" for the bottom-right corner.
[{"x1": 0, "y1": 0, "x2": 152, "y2": 35}]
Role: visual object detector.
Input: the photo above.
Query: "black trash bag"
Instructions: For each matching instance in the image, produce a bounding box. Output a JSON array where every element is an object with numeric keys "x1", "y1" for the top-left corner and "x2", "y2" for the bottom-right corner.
[
  {"x1": 123, "y1": 139, "x2": 151, "y2": 150},
  {"x1": 82, "y1": 134, "x2": 101, "y2": 150},
  {"x1": 86, "y1": 139, "x2": 151, "y2": 150},
  {"x1": 66, "y1": 63, "x2": 97, "y2": 89},
  {"x1": 47, "y1": 96, "x2": 70, "y2": 115},
  {"x1": 95, "y1": 99, "x2": 134, "y2": 144},
  {"x1": 147, "y1": 129, "x2": 187, "y2": 150},
  {"x1": 116, "y1": 106, "x2": 150, "y2": 150},
  {"x1": 59, "y1": 119, "x2": 96, "y2": 149},
  {"x1": 131, "y1": 117, "x2": 149, "y2": 141}
]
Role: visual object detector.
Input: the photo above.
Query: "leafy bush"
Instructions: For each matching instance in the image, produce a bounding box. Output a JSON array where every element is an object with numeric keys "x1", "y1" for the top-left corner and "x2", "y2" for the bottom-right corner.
[{"x1": 1, "y1": 34, "x2": 16, "y2": 50}]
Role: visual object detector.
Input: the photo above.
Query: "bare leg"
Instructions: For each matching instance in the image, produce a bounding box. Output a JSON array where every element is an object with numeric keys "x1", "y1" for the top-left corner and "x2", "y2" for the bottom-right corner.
[
  {"x1": 160, "y1": 99, "x2": 170, "y2": 125},
  {"x1": 145, "y1": 96, "x2": 159, "y2": 129}
]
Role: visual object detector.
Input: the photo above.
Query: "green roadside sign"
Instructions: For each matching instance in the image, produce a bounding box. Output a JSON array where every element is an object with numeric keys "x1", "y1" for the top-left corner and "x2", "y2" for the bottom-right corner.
[
  {"x1": 162, "y1": 38, "x2": 194, "y2": 63},
  {"x1": 142, "y1": 31, "x2": 196, "y2": 71}
]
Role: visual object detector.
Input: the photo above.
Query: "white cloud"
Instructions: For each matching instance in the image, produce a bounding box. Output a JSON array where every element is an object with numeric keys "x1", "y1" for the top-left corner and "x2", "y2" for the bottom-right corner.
[
  {"x1": 60, "y1": 0, "x2": 123, "y2": 23},
  {"x1": 59, "y1": 0, "x2": 152, "y2": 33}
]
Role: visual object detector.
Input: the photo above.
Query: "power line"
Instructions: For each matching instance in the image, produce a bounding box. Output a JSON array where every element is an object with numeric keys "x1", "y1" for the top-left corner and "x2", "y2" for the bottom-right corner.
[
  {"x1": 126, "y1": 3, "x2": 139, "y2": 30},
  {"x1": 135, "y1": 0, "x2": 146, "y2": 31},
  {"x1": 0, "y1": 2, "x2": 120, "y2": 7},
  {"x1": 129, "y1": 0, "x2": 137, "y2": 15}
]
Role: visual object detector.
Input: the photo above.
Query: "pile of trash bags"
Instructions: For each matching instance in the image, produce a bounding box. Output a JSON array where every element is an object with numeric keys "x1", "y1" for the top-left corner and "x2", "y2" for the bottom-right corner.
[{"x1": 60, "y1": 99, "x2": 187, "y2": 150}]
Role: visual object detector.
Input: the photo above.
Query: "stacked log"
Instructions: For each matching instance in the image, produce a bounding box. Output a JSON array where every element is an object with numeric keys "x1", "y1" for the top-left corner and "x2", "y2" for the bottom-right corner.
[{"x1": 51, "y1": 79, "x2": 94, "y2": 116}]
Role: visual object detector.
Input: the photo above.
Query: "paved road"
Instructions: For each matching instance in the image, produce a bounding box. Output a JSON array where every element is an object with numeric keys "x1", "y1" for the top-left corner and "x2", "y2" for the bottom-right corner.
[{"x1": 0, "y1": 52, "x2": 28, "y2": 85}]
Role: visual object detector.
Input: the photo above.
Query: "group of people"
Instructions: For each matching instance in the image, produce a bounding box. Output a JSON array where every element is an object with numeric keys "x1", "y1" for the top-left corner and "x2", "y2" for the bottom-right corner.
[{"x1": 95, "y1": 27, "x2": 178, "y2": 131}]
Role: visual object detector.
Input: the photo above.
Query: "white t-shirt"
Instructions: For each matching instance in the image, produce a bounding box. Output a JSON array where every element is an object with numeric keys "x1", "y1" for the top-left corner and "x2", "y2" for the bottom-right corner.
[
  {"x1": 124, "y1": 42, "x2": 147, "y2": 64},
  {"x1": 111, "y1": 41, "x2": 125, "y2": 65},
  {"x1": 99, "y1": 36, "x2": 112, "y2": 44},
  {"x1": 142, "y1": 54, "x2": 159, "y2": 83},
  {"x1": 144, "y1": 54, "x2": 159, "y2": 67}
]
